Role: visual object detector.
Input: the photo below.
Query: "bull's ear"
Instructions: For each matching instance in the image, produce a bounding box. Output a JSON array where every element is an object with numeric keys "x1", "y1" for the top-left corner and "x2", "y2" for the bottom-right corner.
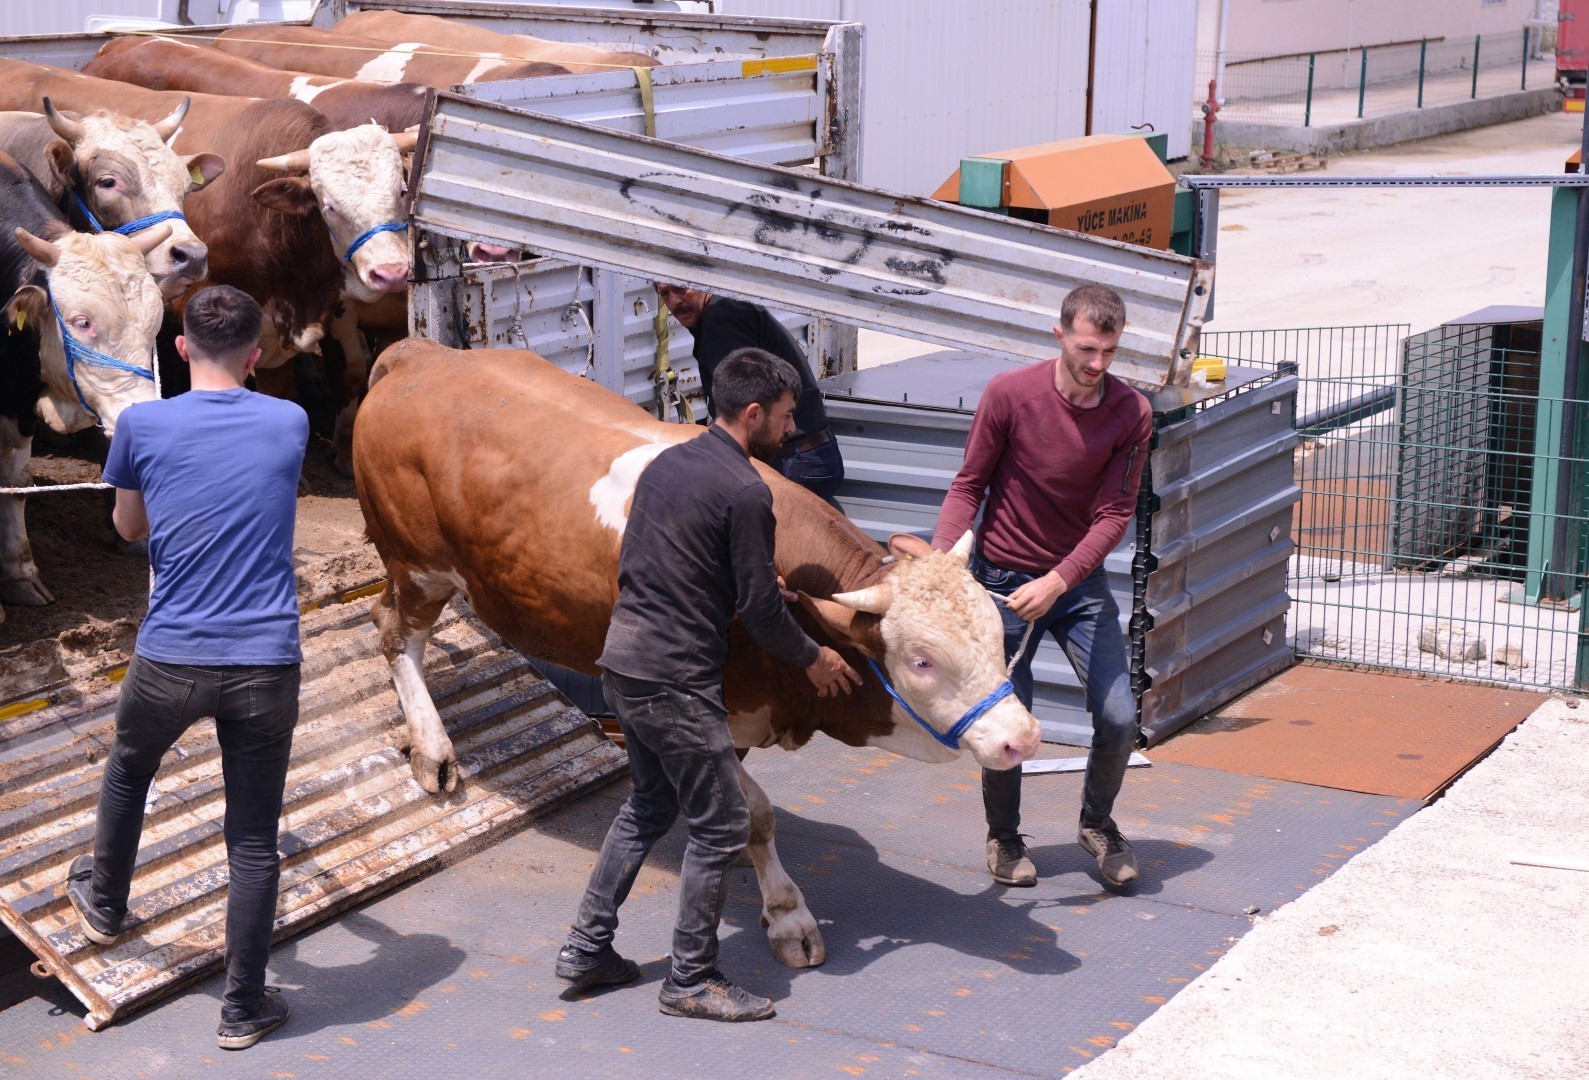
[
  {"x1": 799, "y1": 595, "x2": 884, "y2": 660},
  {"x1": 886, "y1": 533, "x2": 935, "y2": 561},
  {"x1": 251, "y1": 176, "x2": 318, "y2": 216},
  {"x1": 183, "y1": 152, "x2": 225, "y2": 190},
  {"x1": 41, "y1": 139, "x2": 74, "y2": 202},
  {"x1": 3, "y1": 285, "x2": 48, "y2": 337}
]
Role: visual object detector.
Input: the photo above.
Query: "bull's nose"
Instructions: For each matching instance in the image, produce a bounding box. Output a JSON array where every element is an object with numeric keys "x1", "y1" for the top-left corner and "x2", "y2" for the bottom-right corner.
[
  {"x1": 367, "y1": 263, "x2": 408, "y2": 293},
  {"x1": 168, "y1": 242, "x2": 208, "y2": 279}
]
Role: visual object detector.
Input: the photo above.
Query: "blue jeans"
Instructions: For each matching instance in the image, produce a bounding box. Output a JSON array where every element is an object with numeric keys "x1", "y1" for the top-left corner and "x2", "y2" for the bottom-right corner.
[
  {"x1": 773, "y1": 436, "x2": 844, "y2": 502},
  {"x1": 90, "y1": 655, "x2": 300, "y2": 1019},
  {"x1": 969, "y1": 558, "x2": 1138, "y2": 837},
  {"x1": 568, "y1": 671, "x2": 751, "y2": 985}
]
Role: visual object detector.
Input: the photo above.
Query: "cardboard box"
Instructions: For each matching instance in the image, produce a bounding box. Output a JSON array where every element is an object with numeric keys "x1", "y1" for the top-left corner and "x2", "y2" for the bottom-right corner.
[{"x1": 934, "y1": 134, "x2": 1176, "y2": 250}]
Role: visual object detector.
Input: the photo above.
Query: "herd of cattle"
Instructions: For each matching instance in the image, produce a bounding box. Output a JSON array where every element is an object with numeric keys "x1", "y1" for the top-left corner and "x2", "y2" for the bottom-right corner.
[{"x1": 0, "y1": 12, "x2": 656, "y2": 626}]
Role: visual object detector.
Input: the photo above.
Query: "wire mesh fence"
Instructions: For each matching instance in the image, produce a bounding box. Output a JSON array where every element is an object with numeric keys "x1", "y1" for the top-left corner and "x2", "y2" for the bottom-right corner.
[
  {"x1": 1197, "y1": 30, "x2": 1546, "y2": 129},
  {"x1": 1203, "y1": 320, "x2": 1589, "y2": 691}
]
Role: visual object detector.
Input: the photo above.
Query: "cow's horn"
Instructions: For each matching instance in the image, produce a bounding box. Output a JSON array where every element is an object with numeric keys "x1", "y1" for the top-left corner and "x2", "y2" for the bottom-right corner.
[
  {"x1": 151, "y1": 96, "x2": 191, "y2": 141},
  {"x1": 391, "y1": 130, "x2": 420, "y2": 154},
  {"x1": 129, "y1": 223, "x2": 174, "y2": 256},
  {"x1": 42, "y1": 97, "x2": 85, "y2": 145},
  {"x1": 14, "y1": 227, "x2": 61, "y2": 268},
  {"x1": 256, "y1": 149, "x2": 313, "y2": 174},
  {"x1": 948, "y1": 530, "x2": 974, "y2": 566},
  {"x1": 831, "y1": 582, "x2": 893, "y2": 615}
]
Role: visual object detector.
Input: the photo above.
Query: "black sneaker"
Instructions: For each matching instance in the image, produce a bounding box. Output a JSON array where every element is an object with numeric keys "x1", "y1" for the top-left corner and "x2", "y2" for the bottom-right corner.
[
  {"x1": 657, "y1": 969, "x2": 775, "y2": 1022},
  {"x1": 1077, "y1": 817, "x2": 1139, "y2": 888},
  {"x1": 217, "y1": 987, "x2": 290, "y2": 1050},
  {"x1": 65, "y1": 855, "x2": 123, "y2": 946},
  {"x1": 554, "y1": 944, "x2": 641, "y2": 990},
  {"x1": 986, "y1": 835, "x2": 1037, "y2": 887}
]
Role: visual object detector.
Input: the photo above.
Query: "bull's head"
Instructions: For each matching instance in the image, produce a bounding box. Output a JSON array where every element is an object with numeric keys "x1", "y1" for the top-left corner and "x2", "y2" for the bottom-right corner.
[
  {"x1": 805, "y1": 532, "x2": 1043, "y2": 771},
  {"x1": 42, "y1": 97, "x2": 224, "y2": 299},
  {"x1": 6, "y1": 225, "x2": 169, "y2": 437},
  {"x1": 253, "y1": 124, "x2": 415, "y2": 303}
]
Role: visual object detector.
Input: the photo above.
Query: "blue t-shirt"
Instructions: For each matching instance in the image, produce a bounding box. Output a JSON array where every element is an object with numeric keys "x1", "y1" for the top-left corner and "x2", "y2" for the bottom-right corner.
[{"x1": 103, "y1": 387, "x2": 309, "y2": 666}]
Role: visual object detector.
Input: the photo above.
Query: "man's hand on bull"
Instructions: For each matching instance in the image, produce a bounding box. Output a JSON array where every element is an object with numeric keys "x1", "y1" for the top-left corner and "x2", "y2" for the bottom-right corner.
[
  {"x1": 1006, "y1": 570, "x2": 1069, "y2": 622},
  {"x1": 777, "y1": 575, "x2": 798, "y2": 603},
  {"x1": 806, "y1": 646, "x2": 862, "y2": 698}
]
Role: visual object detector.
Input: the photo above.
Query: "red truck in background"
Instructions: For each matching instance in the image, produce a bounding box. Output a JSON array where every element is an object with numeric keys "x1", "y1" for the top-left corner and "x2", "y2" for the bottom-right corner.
[{"x1": 1561, "y1": 0, "x2": 1589, "y2": 107}]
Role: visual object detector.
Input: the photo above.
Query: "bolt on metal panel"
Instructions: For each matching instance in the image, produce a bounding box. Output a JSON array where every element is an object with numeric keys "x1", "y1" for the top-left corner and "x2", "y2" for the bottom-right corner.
[
  {"x1": 411, "y1": 94, "x2": 1213, "y2": 390},
  {"x1": 0, "y1": 600, "x2": 625, "y2": 1030}
]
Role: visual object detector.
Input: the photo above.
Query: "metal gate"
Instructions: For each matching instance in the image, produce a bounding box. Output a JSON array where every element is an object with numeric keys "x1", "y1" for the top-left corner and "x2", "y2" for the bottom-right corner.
[{"x1": 1204, "y1": 320, "x2": 1589, "y2": 691}]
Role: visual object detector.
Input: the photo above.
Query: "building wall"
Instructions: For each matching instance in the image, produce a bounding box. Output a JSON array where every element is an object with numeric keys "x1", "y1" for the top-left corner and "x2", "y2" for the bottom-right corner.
[
  {"x1": 1208, "y1": 0, "x2": 1536, "y2": 60},
  {"x1": 1093, "y1": 0, "x2": 1200, "y2": 160}
]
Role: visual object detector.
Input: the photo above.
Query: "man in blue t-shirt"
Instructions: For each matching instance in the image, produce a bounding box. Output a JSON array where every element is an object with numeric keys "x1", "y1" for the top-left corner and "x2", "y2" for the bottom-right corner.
[{"x1": 64, "y1": 285, "x2": 308, "y2": 1052}]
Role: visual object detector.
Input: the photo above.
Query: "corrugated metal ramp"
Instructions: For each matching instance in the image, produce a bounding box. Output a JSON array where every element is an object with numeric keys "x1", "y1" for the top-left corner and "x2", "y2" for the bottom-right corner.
[{"x1": 0, "y1": 597, "x2": 626, "y2": 1030}]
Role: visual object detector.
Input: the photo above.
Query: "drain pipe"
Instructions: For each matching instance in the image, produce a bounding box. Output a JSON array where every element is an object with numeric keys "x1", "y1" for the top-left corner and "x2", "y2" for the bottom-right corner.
[{"x1": 1214, "y1": 0, "x2": 1231, "y2": 105}]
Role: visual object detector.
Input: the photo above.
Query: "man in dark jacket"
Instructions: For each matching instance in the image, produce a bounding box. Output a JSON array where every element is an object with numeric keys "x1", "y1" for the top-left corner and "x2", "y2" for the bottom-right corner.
[
  {"x1": 656, "y1": 284, "x2": 845, "y2": 501},
  {"x1": 556, "y1": 347, "x2": 860, "y2": 1022}
]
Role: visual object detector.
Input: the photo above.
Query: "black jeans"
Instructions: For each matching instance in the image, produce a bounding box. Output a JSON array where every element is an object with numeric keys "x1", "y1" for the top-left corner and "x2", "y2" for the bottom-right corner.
[
  {"x1": 567, "y1": 672, "x2": 751, "y2": 985},
  {"x1": 89, "y1": 655, "x2": 300, "y2": 1019},
  {"x1": 969, "y1": 558, "x2": 1138, "y2": 838},
  {"x1": 773, "y1": 436, "x2": 844, "y2": 502}
]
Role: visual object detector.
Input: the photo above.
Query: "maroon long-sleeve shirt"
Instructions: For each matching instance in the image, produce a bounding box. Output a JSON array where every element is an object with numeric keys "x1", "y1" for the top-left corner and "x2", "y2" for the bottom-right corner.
[{"x1": 931, "y1": 361, "x2": 1152, "y2": 585}]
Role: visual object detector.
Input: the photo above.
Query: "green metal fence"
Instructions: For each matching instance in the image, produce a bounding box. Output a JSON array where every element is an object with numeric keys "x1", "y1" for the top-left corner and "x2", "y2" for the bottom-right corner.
[
  {"x1": 1200, "y1": 30, "x2": 1542, "y2": 129},
  {"x1": 1203, "y1": 321, "x2": 1589, "y2": 690}
]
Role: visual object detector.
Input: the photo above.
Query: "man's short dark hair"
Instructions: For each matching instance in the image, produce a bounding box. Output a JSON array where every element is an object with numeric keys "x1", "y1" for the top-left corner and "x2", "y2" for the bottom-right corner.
[
  {"x1": 713, "y1": 347, "x2": 801, "y2": 420},
  {"x1": 1059, "y1": 283, "x2": 1127, "y2": 334},
  {"x1": 182, "y1": 285, "x2": 263, "y2": 358}
]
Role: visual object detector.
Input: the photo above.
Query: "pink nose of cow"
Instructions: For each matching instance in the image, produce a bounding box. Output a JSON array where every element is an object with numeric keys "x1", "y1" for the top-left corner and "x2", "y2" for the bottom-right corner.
[
  {"x1": 168, "y1": 241, "x2": 207, "y2": 281},
  {"x1": 469, "y1": 242, "x2": 518, "y2": 263},
  {"x1": 367, "y1": 263, "x2": 408, "y2": 293}
]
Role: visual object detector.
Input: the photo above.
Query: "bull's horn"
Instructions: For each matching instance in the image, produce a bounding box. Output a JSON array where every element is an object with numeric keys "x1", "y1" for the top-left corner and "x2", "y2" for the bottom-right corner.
[
  {"x1": 14, "y1": 227, "x2": 60, "y2": 268},
  {"x1": 831, "y1": 581, "x2": 893, "y2": 615},
  {"x1": 948, "y1": 530, "x2": 974, "y2": 566},
  {"x1": 391, "y1": 130, "x2": 419, "y2": 154},
  {"x1": 151, "y1": 96, "x2": 191, "y2": 141},
  {"x1": 42, "y1": 97, "x2": 85, "y2": 145},
  {"x1": 256, "y1": 148, "x2": 312, "y2": 173},
  {"x1": 130, "y1": 223, "x2": 174, "y2": 256}
]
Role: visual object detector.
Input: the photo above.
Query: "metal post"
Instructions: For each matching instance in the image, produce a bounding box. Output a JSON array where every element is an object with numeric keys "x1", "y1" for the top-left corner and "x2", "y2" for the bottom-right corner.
[
  {"x1": 1417, "y1": 39, "x2": 1427, "y2": 109},
  {"x1": 1522, "y1": 27, "x2": 1530, "y2": 91},
  {"x1": 1565, "y1": 108, "x2": 1589, "y2": 679},
  {"x1": 1358, "y1": 47, "x2": 1367, "y2": 118},
  {"x1": 1472, "y1": 35, "x2": 1480, "y2": 100},
  {"x1": 1304, "y1": 52, "x2": 1315, "y2": 128}
]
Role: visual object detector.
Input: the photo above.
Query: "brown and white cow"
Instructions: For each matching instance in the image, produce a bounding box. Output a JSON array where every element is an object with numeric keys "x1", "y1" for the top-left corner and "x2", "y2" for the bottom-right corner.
[
  {"x1": 211, "y1": 25, "x2": 570, "y2": 87},
  {"x1": 1, "y1": 151, "x2": 168, "y2": 620},
  {"x1": 334, "y1": 10, "x2": 660, "y2": 76},
  {"x1": 0, "y1": 101, "x2": 220, "y2": 300},
  {"x1": 83, "y1": 36, "x2": 434, "y2": 134},
  {"x1": 353, "y1": 340, "x2": 1042, "y2": 966}
]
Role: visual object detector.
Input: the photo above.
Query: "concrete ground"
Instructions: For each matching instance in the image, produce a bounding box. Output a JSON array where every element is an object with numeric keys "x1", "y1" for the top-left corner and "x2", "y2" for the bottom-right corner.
[{"x1": 1073, "y1": 696, "x2": 1589, "y2": 1080}]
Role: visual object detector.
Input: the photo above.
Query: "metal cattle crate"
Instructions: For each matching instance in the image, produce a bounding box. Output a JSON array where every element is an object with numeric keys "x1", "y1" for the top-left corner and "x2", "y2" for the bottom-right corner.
[{"x1": 823, "y1": 353, "x2": 1299, "y2": 747}]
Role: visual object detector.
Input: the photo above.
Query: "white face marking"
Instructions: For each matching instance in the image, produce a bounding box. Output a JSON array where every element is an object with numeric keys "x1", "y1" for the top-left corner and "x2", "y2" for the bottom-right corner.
[
  {"x1": 730, "y1": 705, "x2": 777, "y2": 750},
  {"x1": 589, "y1": 442, "x2": 669, "y2": 535},
  {"x1": 463, "y1": 54, "x2": 511, "y2": 82},
  {"x1": 287, "y1": 75, "x2": 329, "y2": 104},
  {"x1": 355, "y1": 42, "x2": 422, "y2": 83},
  {"x1": 864, "y1": 715, "x2": 962, "y2": 764}
]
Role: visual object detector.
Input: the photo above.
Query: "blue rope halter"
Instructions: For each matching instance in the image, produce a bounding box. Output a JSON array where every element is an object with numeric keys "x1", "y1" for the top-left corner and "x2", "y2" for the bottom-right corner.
[
  {"x1": 49, "y1": 296, "x2": 155, "y2": 423},
  {"x1": 70, "y1": 191, "x2": 187, "y2": 237},
  {"x1": 865, "y1": 657, "x2": 1015, "y2": 751},
  {"x1": 338, "y1": 220, "x2": 408, "y2": 263}
]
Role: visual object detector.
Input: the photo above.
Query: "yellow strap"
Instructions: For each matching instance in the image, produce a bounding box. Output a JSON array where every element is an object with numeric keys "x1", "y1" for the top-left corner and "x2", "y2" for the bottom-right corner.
[
  {"x1": 634, "y1": 64, "x2": 659, "y2": 139},
  {"x1": 0, "y1": 696, "x2": 48, "y2": 722}
]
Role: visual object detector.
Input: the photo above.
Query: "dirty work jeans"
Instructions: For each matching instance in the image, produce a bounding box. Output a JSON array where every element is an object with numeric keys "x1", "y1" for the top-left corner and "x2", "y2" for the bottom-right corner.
[
  {"x1": 969, "y1": 558, "x2": 1138, "y2": 838},
  {"x1": 568, "y1": 671, "x2": 751, "y2": 985},
  {"x1": 89, "y1": 655, "x2": 300, "y2": 1019}
]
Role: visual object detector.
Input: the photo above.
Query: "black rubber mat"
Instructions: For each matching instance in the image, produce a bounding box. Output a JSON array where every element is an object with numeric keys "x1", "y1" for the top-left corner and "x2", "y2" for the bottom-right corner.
[{"x1": 0, "y1": 741, "x2": 1415, "y2": 1077}]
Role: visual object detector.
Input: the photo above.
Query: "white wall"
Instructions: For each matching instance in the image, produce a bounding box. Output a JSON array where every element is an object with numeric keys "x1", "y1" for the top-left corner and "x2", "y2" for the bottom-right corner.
[
  {"x1": 1093, "y1": 0, "x2": 1200, "y2": 160},
  {"x1": 1209, "y1": 0, "x2": 1536, "y2": 59},
  {"x1": 722, "y1": 0, "x2": 1092, "y2": 194}
]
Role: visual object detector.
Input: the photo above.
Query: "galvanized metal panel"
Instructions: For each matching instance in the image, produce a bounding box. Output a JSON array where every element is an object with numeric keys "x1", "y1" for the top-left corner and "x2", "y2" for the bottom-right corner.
[
  {"x1": 0, "y1": 598, "x2": 626, "y2": 1030},
  {"x1": 1092, "y1": 0, "x2": 1199, "y2": 161},
  {"x1": 412, "y1": 94, "x2": 1213, "y2": 389}
]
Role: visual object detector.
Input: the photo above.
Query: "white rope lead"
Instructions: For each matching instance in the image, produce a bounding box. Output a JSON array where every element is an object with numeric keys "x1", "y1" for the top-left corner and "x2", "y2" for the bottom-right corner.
[
  {"x1": 0, "y1": 481, "x2": 112, "y2": 495},
  {"x1": 990, "y1": 592, "x2": 1038, "y2": 678}
]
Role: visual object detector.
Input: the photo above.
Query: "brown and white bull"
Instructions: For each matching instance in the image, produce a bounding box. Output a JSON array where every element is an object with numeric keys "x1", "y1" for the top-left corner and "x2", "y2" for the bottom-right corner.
[
  {"x1": 353, "y1": 340, "x2": 1041, "y2": 966},
  {"x1": 334, "y1": 10, "x2": 659, "y2": 76},
  {"x1": 211, "y1": 25, "x2": 570, "y2": 87},
  {"x1": 1, "y1": 151, "x2": 169, "y2": 621},
  {"x1": 0, "y1": 100, "x2": 220, "y2": 299}
]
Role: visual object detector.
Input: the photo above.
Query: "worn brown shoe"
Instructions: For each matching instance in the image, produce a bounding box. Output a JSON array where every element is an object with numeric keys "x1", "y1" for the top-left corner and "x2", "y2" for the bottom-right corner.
[
  {"x1": 1078, "y1": 818, "x2": 1139, "y2": 888},
  {"x1": 986, "y1": 836, "x2": 1036, "y2": 887},
  {"x1": 658, "y1": 969, "x2": 775, "y2": 1022}
]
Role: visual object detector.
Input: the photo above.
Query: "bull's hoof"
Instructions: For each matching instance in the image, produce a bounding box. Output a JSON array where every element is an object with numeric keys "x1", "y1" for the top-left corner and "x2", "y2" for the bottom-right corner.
[
  {"x1": 407, "y1": 750, "x2": 460, "y2": 795},
  {"x1": 763, "y1": 910, "x2": 825, "y2": 968},
  {"x1": 0, "y1": 578, "x2": 54, "y2": 606}
]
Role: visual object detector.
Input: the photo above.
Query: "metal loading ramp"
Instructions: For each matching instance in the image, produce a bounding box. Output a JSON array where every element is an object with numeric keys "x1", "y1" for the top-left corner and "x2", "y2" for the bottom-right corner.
[{"x1": 0, "y1": 598, "x2": 626, "y2": 1031}]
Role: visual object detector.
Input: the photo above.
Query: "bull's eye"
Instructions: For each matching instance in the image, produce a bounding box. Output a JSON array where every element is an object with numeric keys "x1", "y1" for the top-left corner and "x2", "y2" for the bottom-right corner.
[
  {"x1": 910, "y1": 657, "x2": 934, "y2": 672},
  {"x1": 96, "y1": 176, "x2": 117, "y2": 190},
  {"x1": 70, "y1": 316, "x2": 93, "y2": 334}
]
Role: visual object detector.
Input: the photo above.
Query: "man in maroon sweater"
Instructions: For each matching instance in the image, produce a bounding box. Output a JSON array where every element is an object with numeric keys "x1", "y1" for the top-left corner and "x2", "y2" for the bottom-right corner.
[{"x1": 931, "y1": 284, "x2": 1152, "y2": 890}]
